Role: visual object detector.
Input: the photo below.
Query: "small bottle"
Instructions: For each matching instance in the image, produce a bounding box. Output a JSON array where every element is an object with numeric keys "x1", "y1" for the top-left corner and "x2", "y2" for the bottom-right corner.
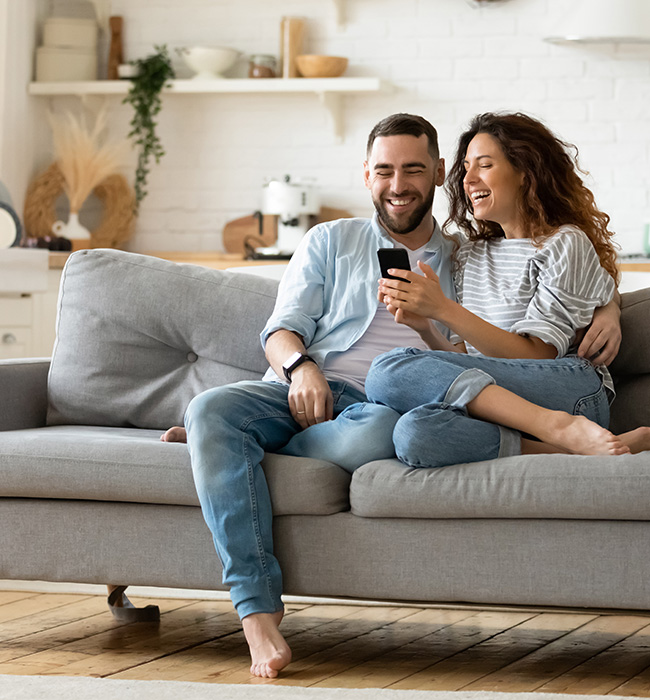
[{"x1": 249, "y1": 54, "x2": 276, "y2": 78}]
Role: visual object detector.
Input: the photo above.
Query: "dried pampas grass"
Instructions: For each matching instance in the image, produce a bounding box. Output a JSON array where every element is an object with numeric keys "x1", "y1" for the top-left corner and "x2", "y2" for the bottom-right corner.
[
  {"x1": 48, "y1": 108, "x2": 131, "y2": 213},
  {"x1": 24, "y1": 162, "x2": 136, "y2": 248}
]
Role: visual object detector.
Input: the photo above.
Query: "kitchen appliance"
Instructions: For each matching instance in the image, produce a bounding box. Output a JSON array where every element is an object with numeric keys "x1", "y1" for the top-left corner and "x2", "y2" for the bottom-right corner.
[{"x1": 253, "y1": 175, "x2": 320, "y2": 258}]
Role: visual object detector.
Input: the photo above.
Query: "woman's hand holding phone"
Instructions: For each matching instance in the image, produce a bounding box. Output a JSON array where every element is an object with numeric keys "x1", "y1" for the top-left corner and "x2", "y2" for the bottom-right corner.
[{"x1": 379, "y1": 260, "x2": 452, "y2": 324}]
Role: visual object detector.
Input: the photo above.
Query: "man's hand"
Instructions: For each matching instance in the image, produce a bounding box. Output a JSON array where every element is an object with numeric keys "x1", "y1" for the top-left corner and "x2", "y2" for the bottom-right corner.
[
  {"x1": 287, "y1": 362, "x2": 333, "y2": 428},
  {"x1": 265, "y1": 329, "x2": 333, "y2": 427},
  {"x1": 577, "y1": 298, "x2": 622, "y2": 366}
]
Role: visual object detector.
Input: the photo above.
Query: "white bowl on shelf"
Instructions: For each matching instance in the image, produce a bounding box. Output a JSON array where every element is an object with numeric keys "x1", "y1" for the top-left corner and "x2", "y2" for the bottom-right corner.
[{"x1": 178, "y1": 46, "x2": 239, "y2": 79}]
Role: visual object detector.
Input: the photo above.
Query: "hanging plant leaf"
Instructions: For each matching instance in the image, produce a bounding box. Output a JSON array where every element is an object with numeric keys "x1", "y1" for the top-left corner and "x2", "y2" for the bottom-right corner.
[{"x1": 123, "y1": 44, "x2": 175, "y2": 213}]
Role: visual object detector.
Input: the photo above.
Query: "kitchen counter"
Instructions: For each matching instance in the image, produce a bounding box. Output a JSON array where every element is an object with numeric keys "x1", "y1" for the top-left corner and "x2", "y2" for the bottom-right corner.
[
  {"x1": 48, "y1": 251, "x2": 650, "y2": 272},
  {"x1": 48, "y1": 251, "x2": 285, "y2": 271}
]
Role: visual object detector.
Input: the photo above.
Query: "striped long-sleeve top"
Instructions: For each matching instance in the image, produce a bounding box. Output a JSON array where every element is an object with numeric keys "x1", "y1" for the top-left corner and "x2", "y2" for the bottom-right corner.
[{"x1": 450, "y1": 225, "x2": 616, "y2": 369}]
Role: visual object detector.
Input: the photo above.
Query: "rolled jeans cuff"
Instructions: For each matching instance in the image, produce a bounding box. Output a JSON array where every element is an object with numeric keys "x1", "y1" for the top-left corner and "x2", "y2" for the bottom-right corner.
[
  {"x1": 498, "y1": 425, "x2": 522, "y2": 458},
  {"x1": 444, "y1": 367, "x2": 495, "y2": 410}
]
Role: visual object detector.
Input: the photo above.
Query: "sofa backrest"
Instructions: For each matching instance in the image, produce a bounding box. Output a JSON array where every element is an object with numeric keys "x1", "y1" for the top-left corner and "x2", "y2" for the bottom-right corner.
[
  {"x1": 609, "y1": 286, "x2": 650, "y2": 433},
  {"x1": 47, "y1": 249, "x2": 279, "y2": 430},
  {"x1": 47, "y1": 249, "x2": 650, "y2": 434}
]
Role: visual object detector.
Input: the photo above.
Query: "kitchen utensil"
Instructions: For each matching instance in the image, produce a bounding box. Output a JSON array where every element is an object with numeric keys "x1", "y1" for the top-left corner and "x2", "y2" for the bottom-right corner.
[
  {"x1": 178, "y1": 46, "x2": 239, "y2": 79},
  {"x1": 107, "y1": 16, "x2": 124, "y2": 80},
  {"x1": 222, "y1": 213, "x2": 277, "y2": 255},
  {"x1": 280, "y1": 17, "x2": 305, "y2": 78},
  {"x1": 222, "y1": 207, "x2": 353, "y2": 255},
  {"x1": 295, "y1": 55, "x2": 348, "y2": 78}
]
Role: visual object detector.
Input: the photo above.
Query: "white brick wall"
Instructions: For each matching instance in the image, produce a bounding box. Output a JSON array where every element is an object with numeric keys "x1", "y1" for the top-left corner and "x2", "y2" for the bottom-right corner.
[{"x1": 51, "y1": 0, "x2": 650, "y2": 253}]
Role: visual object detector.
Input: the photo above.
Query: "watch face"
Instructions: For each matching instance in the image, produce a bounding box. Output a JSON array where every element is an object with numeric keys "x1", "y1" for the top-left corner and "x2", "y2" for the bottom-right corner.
[
  {"x1": 0, "y1": 203, "x2": 21, "y2": 248},
  {"x1": 284, "y1": 352, "x2": 303, "y2": 370}
]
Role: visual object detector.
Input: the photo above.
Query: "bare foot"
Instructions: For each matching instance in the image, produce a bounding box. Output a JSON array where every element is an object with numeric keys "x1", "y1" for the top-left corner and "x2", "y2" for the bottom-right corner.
[
  {"x1": 617, "y1": 426, "x2": 650, "y2": 454},
  {"x1": 160, "y1": 426, "x2": 187, "y2": 443},
  {"x1": 543, "y1": 412, "x2": 630, "y2": 456},
  {"x1": 242, "y1": 611, "x2": 291, "y2": 679}
]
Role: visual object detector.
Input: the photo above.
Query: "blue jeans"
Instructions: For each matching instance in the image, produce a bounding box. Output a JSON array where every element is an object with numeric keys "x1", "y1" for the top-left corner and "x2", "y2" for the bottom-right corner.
[
  {"x1": 184, "y1": 379, "x2": 398, "y2": 619},
  {"x1": 365, "y1": 348, "x2": 610, "y2": 469}
]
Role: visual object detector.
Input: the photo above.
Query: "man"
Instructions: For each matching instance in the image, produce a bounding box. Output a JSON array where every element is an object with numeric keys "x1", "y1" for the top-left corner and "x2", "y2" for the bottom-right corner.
[{"x1": 164, "y1": 113, "x2": 621, "y2": 677}]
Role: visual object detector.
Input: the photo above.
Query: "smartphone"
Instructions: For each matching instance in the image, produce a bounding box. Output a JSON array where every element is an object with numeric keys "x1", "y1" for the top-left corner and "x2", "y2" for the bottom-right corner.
[{"x1": 377, "y1": 247, "x2": 411, "y2": 281}]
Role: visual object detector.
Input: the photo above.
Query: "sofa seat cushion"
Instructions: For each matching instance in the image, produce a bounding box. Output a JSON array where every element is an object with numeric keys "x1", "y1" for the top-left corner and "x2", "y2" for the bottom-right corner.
[
  {"x1": 47, "y1": 249, "x2": 280, "y2": 430},
  {"x1": 351, "y1": 452, "x2": 650, "y2": 520},
  {"x1": 0, "y1": 426, "x2": 351, "y2": 516}
]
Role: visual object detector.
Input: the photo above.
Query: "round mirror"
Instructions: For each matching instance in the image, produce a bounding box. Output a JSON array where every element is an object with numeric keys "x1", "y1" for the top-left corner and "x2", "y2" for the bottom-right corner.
[{"x1": 0, "y1": 203, "x2": 21, "y2": 248}]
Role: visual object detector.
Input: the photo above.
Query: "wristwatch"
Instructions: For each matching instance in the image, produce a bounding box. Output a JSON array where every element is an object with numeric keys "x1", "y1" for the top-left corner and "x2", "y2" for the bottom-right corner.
[{"x1": 282, "y1": 352, "x2": 317, "y2": 382}]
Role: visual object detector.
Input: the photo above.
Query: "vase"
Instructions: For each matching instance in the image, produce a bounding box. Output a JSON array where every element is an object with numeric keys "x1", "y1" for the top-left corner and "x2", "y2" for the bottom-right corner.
[{"x1": 52, "y1": 212, "x2": 92, "y2": 252}]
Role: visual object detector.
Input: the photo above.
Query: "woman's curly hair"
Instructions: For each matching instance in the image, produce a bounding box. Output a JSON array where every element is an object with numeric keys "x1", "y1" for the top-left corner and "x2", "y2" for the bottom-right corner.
[{"x1": 444, "y1": 112, "x2": 619, "y2": 284}]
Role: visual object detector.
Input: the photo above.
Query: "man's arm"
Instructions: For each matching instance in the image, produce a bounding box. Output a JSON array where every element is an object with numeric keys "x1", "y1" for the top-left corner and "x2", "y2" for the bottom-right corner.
[
  {"x1": 265, "y1": 329, "x2": 333, "y2": 428},
  {"x1": 576, "y1": 292, "x2": 622, "y2": 366}
]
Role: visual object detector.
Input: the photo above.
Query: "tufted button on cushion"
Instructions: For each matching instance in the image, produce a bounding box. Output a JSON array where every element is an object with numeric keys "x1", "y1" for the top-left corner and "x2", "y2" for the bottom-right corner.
[{"x1": 186, "y1": 351, "x2": 198, "y2": 363}]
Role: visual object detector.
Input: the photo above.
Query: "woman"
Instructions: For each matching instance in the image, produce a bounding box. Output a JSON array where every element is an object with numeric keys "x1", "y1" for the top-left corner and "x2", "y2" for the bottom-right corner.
[{"x1": 366, "y1": 112, "x2": 650, "y2": 467}]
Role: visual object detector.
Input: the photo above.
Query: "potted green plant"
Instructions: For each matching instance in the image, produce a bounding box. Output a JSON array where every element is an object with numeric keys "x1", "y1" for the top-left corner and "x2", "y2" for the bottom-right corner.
[{"x1": 123, "y1": 44, "x2": 175, "y2": 212}]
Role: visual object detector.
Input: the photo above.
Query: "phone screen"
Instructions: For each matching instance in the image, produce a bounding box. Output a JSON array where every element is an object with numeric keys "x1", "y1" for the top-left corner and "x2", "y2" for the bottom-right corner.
[{"x1": 377, "y1": 247, "x2": 411, "y2": 281}]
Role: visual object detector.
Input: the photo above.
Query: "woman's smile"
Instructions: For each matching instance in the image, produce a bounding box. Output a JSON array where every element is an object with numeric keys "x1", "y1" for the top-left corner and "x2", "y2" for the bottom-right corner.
[{"x1": 463, "y1": 133, "x2": 525, "y2": 237}]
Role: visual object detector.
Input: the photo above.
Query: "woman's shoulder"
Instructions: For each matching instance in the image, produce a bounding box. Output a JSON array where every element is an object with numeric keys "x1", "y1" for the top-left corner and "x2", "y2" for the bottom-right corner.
[{"x1": 536, "y1": 225, "x2": 594, "y2": 261}]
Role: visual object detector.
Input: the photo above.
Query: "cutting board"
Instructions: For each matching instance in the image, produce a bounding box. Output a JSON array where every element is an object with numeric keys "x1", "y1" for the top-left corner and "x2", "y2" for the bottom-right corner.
[
  {"x1": 222, "y1": 207, "x2": 353, "y2": 255},
  {"x1": 222, "y1": 214, "x2": 276, "y2": 255}
]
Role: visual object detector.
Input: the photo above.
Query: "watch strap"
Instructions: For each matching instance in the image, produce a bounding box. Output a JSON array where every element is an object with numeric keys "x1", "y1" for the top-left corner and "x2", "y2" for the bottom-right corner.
[{"x1": 283, "y1": 353, "x2": 316, "y2": 382}]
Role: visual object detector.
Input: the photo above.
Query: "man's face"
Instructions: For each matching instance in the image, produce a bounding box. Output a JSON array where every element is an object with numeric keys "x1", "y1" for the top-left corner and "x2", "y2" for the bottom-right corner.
[{"x1": 364, "y1": 134, "x2": 445, "y2": 239}]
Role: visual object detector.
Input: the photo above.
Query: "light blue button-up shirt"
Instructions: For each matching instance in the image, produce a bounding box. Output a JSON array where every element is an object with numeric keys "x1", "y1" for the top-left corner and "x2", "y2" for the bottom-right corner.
[{"x1": 260, "y1": 213, "x2": 457, "y2": 383}]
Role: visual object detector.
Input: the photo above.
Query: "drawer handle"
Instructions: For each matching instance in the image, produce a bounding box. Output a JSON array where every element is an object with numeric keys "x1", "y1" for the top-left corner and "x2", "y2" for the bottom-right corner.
[{"x1": 2, "y1": 333, "x2": 17, "y2": 345}]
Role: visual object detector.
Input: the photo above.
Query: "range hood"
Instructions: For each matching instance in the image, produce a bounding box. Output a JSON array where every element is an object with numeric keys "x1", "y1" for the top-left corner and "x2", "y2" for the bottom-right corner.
[{"x1": 545, "y1": 0, "x2": 650, "y2": 44}]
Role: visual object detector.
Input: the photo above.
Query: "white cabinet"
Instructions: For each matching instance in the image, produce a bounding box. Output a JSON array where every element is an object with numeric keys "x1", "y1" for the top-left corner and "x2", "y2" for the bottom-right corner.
[
  {"x1": 0, "y1": 295, "x2": 33, "y2": 359},
  {"x1": 0, "y1": 269, "x2": 61, "y2": 359}
]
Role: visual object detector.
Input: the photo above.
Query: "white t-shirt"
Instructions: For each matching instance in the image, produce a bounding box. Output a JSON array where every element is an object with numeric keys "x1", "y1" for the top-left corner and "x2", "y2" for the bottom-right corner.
[{"x1": 323, "y1": 242, "x2": 435, "y2": 392}]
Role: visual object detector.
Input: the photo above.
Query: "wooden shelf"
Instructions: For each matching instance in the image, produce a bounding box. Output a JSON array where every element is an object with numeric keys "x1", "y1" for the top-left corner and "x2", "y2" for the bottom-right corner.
[
  {"x1": 28, "y1": 77, "x2": 390, "y2": 140},
  {"x1": 28, "y1": 77, "x2": 387, "y2": 96}
]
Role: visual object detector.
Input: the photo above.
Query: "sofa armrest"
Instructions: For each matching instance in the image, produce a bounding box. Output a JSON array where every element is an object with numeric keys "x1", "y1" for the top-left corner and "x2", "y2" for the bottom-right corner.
[
  {"x1": 609, "y1": 287, "x2": 650, "y2": 377},
  {"x1": 0, "y1": 358, "x2": 50, "y2": 431}
]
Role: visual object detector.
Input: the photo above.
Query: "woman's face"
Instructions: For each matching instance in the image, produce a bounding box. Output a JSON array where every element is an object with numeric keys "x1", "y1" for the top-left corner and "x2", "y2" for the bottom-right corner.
[{"x1": 463, "y1": 132, "x2": 526, "y2": 238}]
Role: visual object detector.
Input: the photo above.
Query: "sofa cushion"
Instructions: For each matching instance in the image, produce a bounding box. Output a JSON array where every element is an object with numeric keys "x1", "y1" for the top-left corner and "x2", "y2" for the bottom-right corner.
[
  {"x1": 0, "y1": 426, "x2": 351, "y2": 516},
  {"x1": 351, "y1": 453, "x2": 650, "y2": 520},
  {"x1": 610, "y1": 287, "x2": 650, "y2": 377},
  {"x1": 47, "y1": 249, "x2": 279, "y2": 430}
]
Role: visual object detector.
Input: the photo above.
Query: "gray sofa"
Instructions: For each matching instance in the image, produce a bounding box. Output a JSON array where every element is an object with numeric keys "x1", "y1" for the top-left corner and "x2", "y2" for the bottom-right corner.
[{"x1": 2, "y1": 248, "x2": 650, "y2": 611}]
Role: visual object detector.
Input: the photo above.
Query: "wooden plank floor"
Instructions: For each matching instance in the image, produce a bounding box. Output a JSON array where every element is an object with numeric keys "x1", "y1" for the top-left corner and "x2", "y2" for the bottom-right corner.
[{"x1": 1, "y1": 590, "x2": 650, "y2": 693}]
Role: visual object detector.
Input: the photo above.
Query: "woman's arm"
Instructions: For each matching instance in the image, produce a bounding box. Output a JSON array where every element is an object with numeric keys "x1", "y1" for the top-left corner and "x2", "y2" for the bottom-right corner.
[{"x1": 380, "y1": 261, "x2": 557, "y2": 359}]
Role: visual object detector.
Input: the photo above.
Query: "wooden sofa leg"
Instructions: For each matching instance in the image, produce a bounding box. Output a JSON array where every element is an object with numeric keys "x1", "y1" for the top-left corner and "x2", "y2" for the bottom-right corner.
[{"x1": 106, "y1": 585, "x2": 160, "y2": 623}]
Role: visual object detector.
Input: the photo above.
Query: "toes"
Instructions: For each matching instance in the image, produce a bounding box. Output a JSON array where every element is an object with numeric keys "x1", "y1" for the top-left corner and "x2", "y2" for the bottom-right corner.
[{"x1": 250, "y1": 663, "x2": 278, "y2": 679}]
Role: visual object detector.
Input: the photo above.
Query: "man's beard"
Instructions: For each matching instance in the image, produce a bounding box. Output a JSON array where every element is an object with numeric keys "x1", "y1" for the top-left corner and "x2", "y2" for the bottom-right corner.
[{"x1": 373, "y1": 183, "x2": 435, "y2": 236}]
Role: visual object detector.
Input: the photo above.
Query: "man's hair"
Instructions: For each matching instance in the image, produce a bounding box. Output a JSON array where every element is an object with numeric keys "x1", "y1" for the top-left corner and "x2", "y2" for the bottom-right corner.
[{"x1": 366, "y1": 113, "x2": 440, "y2": 161}]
